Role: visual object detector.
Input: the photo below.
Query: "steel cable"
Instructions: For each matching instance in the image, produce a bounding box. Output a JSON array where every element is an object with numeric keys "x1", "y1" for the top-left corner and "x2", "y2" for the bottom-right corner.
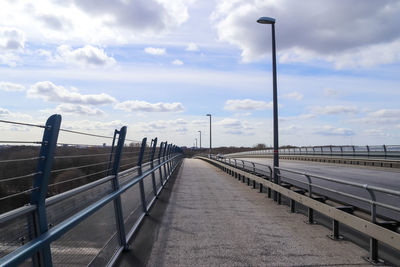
[
  {"x1": 47, "y1": 168, "x2": 112, "y2": 188},
  {"x1": 59, "y1": 128, "x2": 114, "y2": 139},
  {"x1": 0, "y1": 172, "x2": 41, "y2": 183},
  {"x1": 0, "y1": 187, "x2": 38, "y2": 201},
  {"x1": 0, "y1": 119, "x2": 46, "y2": 128},
  {"x1": 50, "y1": 160, "x2": 111, "y2": 174}
]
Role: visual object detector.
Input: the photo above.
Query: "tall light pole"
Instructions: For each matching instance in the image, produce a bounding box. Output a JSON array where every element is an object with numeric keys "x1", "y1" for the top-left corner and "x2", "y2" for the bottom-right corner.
[
  {"x1": 206, "y1": 114, "x2": 212, "y2": 155},
  {"x1": 257, "y1": 16, "x2": 279, "y2": 202},
  {"x1": 195, "y1": 138, "x2": 198, "y2": 149},
  {"x1": 198, "y1": 130, "x2": 202, "y2": 149}
]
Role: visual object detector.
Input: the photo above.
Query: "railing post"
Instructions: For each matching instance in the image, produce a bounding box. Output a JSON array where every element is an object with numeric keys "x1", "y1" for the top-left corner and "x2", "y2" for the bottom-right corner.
[
  {"x1": 30, "y1": 114, "x2": 61, "y2": 267},
  {"x1": 367, "y1": 145, "x2": 370, "y2": 158},
  {"x1": 162, "y1": 142, "x2": 168, "y2": 184},
  {"x1": 383, "y1": 144, "x2": 387, "y2": 159},
  {"x1": 110, "y1": 126, "x2": 128, "y2": 250},
  {"x1": 150, "y1": 138, "x2": 158, "y2": 197},
  {"x1": 158, "y1": 142, "x2": 164, "y2": 186},
  {"x1": 137, "y1": 138, "x2": 148, "y2": 214},
  {"x1": 166, "y1": 144, "x2": 171, "y2": 177}
]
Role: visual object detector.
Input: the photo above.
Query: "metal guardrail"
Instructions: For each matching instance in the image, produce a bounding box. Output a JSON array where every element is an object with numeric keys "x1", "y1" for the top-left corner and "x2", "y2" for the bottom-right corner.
[
  {"x1": 227, "y1": 145, "x2": 400, "y2": 159},
  {"x1": 207, "y1": 155, "x2": 400, "y2": 264},
  {"x1": 0, "y1": 115, "x2": 183, "y2": 266}
]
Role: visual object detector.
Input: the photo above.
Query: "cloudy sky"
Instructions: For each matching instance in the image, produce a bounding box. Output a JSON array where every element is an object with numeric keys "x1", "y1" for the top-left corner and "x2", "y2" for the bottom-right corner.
[{"x1": 0, "y1": 0, "x2": 399, "y2": 147}]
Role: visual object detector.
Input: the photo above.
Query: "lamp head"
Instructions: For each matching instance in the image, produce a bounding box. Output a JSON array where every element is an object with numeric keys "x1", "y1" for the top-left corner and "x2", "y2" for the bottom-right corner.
[
  {"x1": 206, "y1": 114, "x2": 211, "y2": 116},
  {"x1": 257, "y1": 17, "x2": 275, "y2": 24}
]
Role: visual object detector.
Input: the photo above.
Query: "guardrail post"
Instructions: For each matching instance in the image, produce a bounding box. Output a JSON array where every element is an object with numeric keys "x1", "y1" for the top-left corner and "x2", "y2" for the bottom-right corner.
[
  {"x1": 150, "y1": 138, "x2": 158, "y2": 197},
  {"x1": 365, "y1": 185, "x2": 380, "y2": 264},
  {"x1": 30, "y1": 114, "x2": 61, "y2": 266},
  {"x1": 138, "y1": 138, "x2": 148, "y2": 215},
  {"x1": 267, "y1": 166, "x2": 272, "y2": 198},
  {"x1": 304, "y1": 174, "x2": 314, "y2": 224},
  {"x1": 158, "y1": 142, "x2": 164, "y2": 186},
  {"x1": 110, "y1": 126, "x2": 128, "y2": 250}
]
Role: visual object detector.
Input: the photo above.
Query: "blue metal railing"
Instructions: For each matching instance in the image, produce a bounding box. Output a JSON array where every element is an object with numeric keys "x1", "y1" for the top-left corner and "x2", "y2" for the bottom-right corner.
[
  {"x1": 226, "y1": 145, "x2": 400, "y2": 159},
  {"x1": 0, "y1": 114, "x2": 183, "y2": 266}
]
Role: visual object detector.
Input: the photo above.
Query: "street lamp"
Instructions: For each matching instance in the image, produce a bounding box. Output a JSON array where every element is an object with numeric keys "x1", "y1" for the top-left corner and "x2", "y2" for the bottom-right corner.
[
  {"x1": 198, "y1": 130, "x2": 202, "y2": 149},
  {"x1": 257, "y1": 16, "x2": 279, "y2": 202},
  {"x1": 206, "y1": 114, "x2": 212, "y2": 155},
  {"x1": 195, "y1": 138, "x2": 198, "y2": 149}
]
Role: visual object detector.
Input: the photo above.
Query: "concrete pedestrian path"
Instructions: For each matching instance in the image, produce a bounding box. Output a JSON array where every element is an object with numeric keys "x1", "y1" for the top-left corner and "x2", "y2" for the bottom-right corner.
[{"x1": 118, "y1": 158, "x2": 370, "y2": 266}]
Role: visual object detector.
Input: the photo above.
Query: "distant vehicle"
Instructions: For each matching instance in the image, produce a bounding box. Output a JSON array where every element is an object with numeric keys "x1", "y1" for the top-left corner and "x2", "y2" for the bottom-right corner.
[{"x1": 216, "y1": 154, "x2": 223, "y2": 159}]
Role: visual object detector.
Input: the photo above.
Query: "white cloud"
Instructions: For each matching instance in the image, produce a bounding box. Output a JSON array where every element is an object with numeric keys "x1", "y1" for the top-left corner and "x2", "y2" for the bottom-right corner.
[
  {"x1": 215, "y1": 118, "x2": 254, "y2": 135},
  {"x1": 311, "y1": 105, "x2": 358, "y2": 115},
  {"x1": 280, "y1": 114, "x2": 315, "y2": 122},
  {"x1": 172, "y1": 59, "x2": 184, "y2": 65},
  {"x1": 0, "y1": 27, "x2": 25, "y2": 66},
  {"x1": 313, "y1": 125, "x2": 355, "y2": 136},
  {"x1": 114, "y1": 100, "x2": 184, "y2": 112},
  {"x1": 134, "y1": 119, "x2": 188, "y2": 133},
  {"x1": 54, "y1": 45, "x2": 116, "y2": 66},
  {"x1": 62, "y1": 120, "x2": 124, "y2": 131},
  {"x1": 186, "y1": 42, "x2": 198, "y2": 51},
  {"x1": 0, "y1": 107, "x2": 32, "y2": 121},
  {"x1": 282, "y1": 92, "x2": 303, "y2": 101},
  {"x1": 27, "y1": 81, "x2": 116, "y2": 105},
  {"x1": 356, "y1": 109, "x2": 400, "y2": 124},
  {"x1": 55, "y1": 103, "x2": 105, "y2": 116},
  {"x1": 211, "y1": 0, "x2": 400, "y2": 68},
  {"x1": 0, "y1": 27, "x2": 25, "y2": 51},
  {"x1": 0, "y1": 107, "x2": 10, "y2": 116},
  {"x1": 363, "y1": 129, "x2": 388, "y2": 137},
  {"x1": 0, "y1": 82, "x2": 25, "y2": 92},
  {"x1": 0, "y1": 1, "x2": 195, "y2": 45},
  {"x1": 324, "y1": 88, "x2": 340, "y2": 97},
  {"x1": 38, "y1": 14, "x2": 72, "y2": 31},
  {"x1": 144, "y1": 47, "x2": 166, "y2": 55},
  {"x1": 224, "y1": 99, "x2": 272, "y2": 111}
]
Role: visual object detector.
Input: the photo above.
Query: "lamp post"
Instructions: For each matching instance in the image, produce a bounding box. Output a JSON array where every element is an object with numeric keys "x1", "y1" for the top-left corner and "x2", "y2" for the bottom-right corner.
[
  {"x1": 206, "y1": 114, "x2": 212, "y2": 155},
  {"x1": 257, "y1": 16, "x2": 279, "y2": 202},
  {"x1": 198, "y1": 130, "x2": 202, "y2": 149},
  {"x1": 195, "y1": 138, "x2": 198, "y2": 149}
]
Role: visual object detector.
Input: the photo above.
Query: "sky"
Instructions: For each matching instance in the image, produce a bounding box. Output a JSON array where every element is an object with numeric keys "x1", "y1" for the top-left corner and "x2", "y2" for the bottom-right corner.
[{"x1": 0, "y1": 0, "x2": 399, "y2": 147}]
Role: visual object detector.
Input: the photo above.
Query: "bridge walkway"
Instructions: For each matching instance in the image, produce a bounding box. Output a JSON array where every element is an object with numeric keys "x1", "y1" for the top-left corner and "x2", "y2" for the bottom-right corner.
[{"x1": 117, "y1": 158, "x2": 370, "y2": 266}]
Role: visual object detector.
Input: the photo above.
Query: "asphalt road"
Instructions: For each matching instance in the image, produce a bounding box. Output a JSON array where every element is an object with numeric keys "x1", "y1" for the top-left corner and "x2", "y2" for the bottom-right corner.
[{"x1": 235, "y1": 157, "x2": 400, "y2": 221}]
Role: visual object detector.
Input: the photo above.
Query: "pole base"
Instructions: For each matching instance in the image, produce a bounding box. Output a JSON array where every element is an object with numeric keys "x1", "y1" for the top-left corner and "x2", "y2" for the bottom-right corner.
[{"x1": 362, "y1": 256, "x2": 385, "y2": 266}]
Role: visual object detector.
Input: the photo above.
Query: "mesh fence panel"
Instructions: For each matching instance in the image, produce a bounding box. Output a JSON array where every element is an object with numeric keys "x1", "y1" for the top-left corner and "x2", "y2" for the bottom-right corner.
[
  {"x1": 120, "y1": 184, "x2": 142, "y2": 234},
  {"x1": 50, "y1": 201, "x2": 118, "y2": 266},
  {"x1": 47, "y1": 180, "x2": 113, "y2": 227},
  {"x1": 0, "y1": 212, "x2": 35, "y2": 258}
]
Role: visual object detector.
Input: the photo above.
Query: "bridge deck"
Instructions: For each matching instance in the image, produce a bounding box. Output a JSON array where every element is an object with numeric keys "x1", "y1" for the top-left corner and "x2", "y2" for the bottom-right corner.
[{"x1": 118, "y1": 158, "x2": 370, "y2": 266}]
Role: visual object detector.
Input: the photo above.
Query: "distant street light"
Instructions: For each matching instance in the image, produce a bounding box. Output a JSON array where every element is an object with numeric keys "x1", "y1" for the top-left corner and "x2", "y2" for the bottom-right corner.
[
  {"x1": 198, "y1": 130, "x2": 202, "y2": 149},
  {"x1": 195, "y1": 138, "x2": 198, "y2": 149},
  {"x1": 206, "y1": 114, "x2": 212, "y2": 155},
  {"x1": 257, "y1": 16, "x2": 279, "y2": 202}
]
